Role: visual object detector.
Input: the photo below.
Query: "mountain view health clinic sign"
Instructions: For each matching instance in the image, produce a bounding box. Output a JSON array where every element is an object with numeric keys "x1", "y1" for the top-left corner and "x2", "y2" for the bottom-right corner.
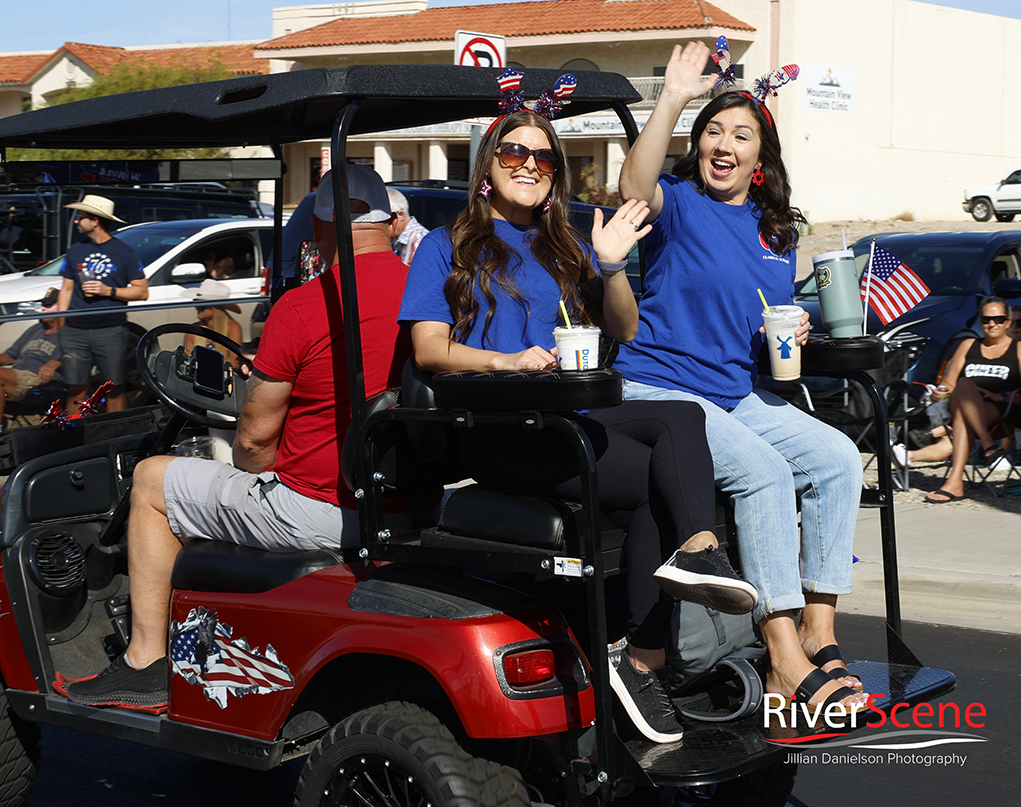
[{"x1": 802, "y1": 64, "x2": 856, "y2": 114}]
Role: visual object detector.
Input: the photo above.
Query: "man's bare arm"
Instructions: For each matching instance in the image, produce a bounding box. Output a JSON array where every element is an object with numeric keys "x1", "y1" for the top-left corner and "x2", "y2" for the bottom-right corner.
[{"x1": 232, "y1": 368, "x2": 293, "y2": 473}]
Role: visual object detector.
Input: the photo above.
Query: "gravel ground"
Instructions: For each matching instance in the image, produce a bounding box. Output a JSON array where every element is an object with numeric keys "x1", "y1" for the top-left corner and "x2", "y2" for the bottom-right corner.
[{"x1": 861, "y1": 451, "x2": 1021, "y2": 514}]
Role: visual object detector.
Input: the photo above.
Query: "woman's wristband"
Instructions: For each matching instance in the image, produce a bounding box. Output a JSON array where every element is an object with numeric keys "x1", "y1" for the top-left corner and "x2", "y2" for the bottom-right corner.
[{"x1": 597, "y1": 258, "x2": 628, "y2": 277}]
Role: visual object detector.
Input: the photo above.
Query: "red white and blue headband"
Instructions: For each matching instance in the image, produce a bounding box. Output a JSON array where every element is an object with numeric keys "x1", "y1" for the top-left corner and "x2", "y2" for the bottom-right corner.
[
  {"x1": 712, "y1": 36, "x2": 798, "y2": 128},
  {"x1": 486, "y1": 69, "x2": 577, "y2": 136}
]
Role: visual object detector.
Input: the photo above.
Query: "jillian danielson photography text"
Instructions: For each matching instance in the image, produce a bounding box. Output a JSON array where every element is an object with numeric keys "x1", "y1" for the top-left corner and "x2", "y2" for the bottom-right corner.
[{"x1": 784, "y1": 752, "x2": 969, "y2": 767}]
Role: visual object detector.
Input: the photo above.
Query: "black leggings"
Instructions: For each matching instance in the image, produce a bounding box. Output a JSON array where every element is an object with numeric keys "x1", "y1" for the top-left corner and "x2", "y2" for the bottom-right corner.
[{"x1": 460, "y1": 399, "x2": 715, "y2": 649}]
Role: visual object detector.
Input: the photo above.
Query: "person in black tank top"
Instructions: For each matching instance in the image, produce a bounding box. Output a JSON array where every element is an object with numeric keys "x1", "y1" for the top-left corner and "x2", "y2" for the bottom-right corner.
[{"x1": 925, "y1": 297, "x2": 1021, "y2": 503}]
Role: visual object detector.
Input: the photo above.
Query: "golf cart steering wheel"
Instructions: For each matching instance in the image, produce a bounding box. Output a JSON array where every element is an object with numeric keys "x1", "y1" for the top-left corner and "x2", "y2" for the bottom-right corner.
[{"x1": 136, "y1": 323, "x2": 253, "y2": 428}]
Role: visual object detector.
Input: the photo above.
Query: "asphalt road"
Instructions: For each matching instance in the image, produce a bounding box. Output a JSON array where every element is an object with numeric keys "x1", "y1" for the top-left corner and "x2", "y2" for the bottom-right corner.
[{"x1": 23, "y1": 614, "x2": 1018, "y2": 807}]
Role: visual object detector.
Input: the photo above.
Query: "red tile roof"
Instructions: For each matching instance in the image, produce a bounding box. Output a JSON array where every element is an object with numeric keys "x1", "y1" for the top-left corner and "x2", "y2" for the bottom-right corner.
[
  {"x1": 0, "y1": 53, "x2": 49, "y2": 84},
  {"x1": 255, "y1": 0, "x2": 753, "y2": 51},
  {"x1": 1, "y1": 42, "x2": 266, "y2": 85}
]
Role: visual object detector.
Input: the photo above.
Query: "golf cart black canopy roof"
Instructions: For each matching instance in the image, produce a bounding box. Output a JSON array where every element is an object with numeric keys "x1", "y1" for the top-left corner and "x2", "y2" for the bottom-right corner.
[{"x1": 0, "y1": 64, "x2": 641, "y2": 150}]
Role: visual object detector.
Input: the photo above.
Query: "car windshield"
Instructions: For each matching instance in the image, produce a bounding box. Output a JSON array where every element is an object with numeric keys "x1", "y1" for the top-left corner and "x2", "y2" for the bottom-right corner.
[
  {"x1": 798, "y1": 237, "x2": 985, "y2": 297},
  {"x1": 26, "y1": 224, "x2": 200, "y2": 276}
]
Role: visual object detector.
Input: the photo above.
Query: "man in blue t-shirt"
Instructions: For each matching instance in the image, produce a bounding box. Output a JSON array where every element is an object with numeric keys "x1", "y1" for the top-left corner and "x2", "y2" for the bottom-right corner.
[
  {"x1": 56, "y1": 194, "x2": 148, "y2": 413},
  {"x1": 0, "y1": 305, "x2": 63, "y2": 424}
]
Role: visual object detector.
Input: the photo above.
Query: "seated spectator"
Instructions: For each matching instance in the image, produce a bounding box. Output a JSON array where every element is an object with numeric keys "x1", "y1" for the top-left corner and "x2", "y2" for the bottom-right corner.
[
  {"x1": 182, "y1": 279, "x2": 244, "y2": 367},
  {"x1": 0, "y1": 305, "x2": 62, "y2": 425},
  {"x1": 58, "y1": 165, "x2": 412, "y2": 712},
  {"x1": 202, "y1": 246, "x2": 236, "y2": 279},
  {"x1": 1011, "y1": 305, "x2": 1021, "y2": 341},
  {"x1": 387, "y1": 188, "x2": 430, "y2": 266},
  {"x1": 925, "y1": 297, "x2": 1020, "y2": 503}
]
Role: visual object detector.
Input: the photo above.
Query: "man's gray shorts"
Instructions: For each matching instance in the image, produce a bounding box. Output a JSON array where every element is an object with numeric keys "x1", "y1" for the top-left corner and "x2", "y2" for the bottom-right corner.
[
  {"x1": 164, "y1": 457, "x2": 357, "y2": 551},
  {"x1": 60, "y1": 324, "x2": 128, "y2": 386}
]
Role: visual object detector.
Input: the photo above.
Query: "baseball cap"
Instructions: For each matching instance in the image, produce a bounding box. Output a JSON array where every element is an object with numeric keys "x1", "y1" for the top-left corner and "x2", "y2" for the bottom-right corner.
[{"x1": 313, "y1": 165, "x2": 393, "y2": 224}]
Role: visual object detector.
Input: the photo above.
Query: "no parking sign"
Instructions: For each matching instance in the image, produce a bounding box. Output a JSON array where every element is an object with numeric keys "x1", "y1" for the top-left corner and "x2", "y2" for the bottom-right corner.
[{"x1": 455, "y1": 31, "x2": 506, "y2": 68}]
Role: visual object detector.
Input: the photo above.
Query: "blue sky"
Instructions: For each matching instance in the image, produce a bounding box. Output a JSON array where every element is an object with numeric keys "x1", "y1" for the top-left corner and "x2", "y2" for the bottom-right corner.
[{"x1": 2, "y1": 0, "x2": 1018, "y2": 52}]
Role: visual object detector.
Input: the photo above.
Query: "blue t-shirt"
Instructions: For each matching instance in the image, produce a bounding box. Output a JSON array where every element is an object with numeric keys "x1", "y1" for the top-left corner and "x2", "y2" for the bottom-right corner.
[
  {"x1": 614, "y1": 176, "x2": 796, "y2": 408},
  {"x1": 399, "y1": 219, "x2": 575, "y2": 354},
  {"x1": 59, "y1": 237, "x2": 145, "y2": 329},
  {"x1": 5, "y1": 323, "x2": 62, "y2": 377}
]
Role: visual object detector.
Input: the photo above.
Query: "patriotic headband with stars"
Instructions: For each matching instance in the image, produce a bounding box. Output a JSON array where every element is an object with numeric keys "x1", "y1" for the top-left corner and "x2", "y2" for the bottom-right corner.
[
  {"x1": 711, "y1": 36, "x2": 799, "y2": 128},
  {"x1": 486, "y1": 69, "x2": 577, "y2": 135}
]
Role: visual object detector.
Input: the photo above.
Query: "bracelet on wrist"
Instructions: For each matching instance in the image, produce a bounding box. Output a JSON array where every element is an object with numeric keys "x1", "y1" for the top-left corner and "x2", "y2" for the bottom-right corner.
[
  {"x1": 110, "y1": 286, "x2": 116, "y2": 298},
  {"x1": 597, "y1": 258, "x2": 628, "y2": 277}
]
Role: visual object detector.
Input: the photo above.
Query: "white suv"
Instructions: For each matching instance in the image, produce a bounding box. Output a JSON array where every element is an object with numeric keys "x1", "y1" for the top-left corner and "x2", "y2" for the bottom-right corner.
[
  {"x1": 0, "y1": 218, "x2": 272, "y2": 344},
  {"x1": 963, "y1": 169, "x2": 1021, "y2": 222}
]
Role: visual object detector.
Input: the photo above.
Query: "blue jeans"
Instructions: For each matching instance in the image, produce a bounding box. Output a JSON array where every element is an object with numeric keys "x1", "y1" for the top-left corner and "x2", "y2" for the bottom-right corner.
[{"x1": 623, "y1": 380, "x2": 863, "y2": 623}]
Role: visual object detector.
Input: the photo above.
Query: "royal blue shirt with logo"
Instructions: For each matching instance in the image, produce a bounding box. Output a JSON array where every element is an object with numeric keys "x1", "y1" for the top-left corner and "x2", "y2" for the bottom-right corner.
[
  {"x1": 614, "y1": 175, "x2": 795, "y2": 408},
  {"x1": 399, "y1": 219, "x2": 581, "y2": 353},
  {"x1": 59, "y1": 237, "x2": 145, "y2": 329}
]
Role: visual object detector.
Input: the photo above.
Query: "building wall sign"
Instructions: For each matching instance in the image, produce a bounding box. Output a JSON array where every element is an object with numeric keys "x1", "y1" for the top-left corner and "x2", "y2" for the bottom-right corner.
[{"x1": 801, "y1": 63, "x2": 856, "y2": 114}]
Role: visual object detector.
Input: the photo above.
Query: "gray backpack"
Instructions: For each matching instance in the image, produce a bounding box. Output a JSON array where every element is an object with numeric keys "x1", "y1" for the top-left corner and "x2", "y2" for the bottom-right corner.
[{"x1": 667, "y1": 601, "x2": 766, "y2": 722}]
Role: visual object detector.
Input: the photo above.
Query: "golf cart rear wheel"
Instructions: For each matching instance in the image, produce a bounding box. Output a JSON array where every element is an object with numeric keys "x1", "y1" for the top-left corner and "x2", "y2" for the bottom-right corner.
[
  {"x1": 294, "y1": 701, "x2": 528, "y2": 807},
  {"x1": 0, "y1": 683, "x2": 40, "y2": 807}
]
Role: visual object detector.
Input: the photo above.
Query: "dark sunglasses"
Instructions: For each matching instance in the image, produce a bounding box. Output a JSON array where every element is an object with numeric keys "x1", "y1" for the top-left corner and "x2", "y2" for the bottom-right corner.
[
  {"x1": 980, "y1": 315, "x2": 1009, "y2": 325},
  {"x1": 496, "y1": 142, "x2": 559, "y2": 175}
]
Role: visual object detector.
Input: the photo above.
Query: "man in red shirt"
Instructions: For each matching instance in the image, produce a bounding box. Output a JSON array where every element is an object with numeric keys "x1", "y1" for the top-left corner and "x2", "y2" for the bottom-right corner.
[{"x1": 60, "y1": 166, "x2": 411, "y2": 712}]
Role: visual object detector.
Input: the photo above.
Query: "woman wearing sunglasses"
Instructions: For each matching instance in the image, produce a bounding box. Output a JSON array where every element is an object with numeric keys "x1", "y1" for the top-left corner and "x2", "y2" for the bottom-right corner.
[
  {"x1": 924, "y1": 297, "x2": 1020, "y2": 503},
  {"x1": 399, "y1": 107, "x2": 756, "y2": 744},
  {"x1": 615, "y1": 42, "x2": 869, "y2": 717}
]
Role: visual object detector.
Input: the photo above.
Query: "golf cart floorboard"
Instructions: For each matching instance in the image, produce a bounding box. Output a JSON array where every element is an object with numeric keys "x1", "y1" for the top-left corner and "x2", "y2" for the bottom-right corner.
[{"x1": 632, "y1": 661, "x2": 956, "y2": 788}]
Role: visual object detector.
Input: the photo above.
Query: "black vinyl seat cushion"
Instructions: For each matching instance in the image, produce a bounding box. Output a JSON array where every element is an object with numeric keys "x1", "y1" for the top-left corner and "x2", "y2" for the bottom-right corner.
[
  {"x1": 171, "y1": 539, "x2": 342, "y2": 594},
  {"x1": 434, "y1": 486, "x2": 627, "y2": 553}
]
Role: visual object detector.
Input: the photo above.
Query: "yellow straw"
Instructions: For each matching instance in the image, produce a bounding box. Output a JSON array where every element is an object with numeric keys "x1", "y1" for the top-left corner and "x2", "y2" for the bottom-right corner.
[
  {"x1": 559, "y1": 300, "x2": 572, "y2": 328},
  {"x1": 757, "y1": 288, "x2": 771, "y2": 315}
]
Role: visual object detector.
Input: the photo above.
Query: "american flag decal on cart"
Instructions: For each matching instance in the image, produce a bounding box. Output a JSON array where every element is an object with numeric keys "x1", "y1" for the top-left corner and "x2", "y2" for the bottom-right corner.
[{"x1": 171, "y1": 606, "x2": 294, "y2": 709}]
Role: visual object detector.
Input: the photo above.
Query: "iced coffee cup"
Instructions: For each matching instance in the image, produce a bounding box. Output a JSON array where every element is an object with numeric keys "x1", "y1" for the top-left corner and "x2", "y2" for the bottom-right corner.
[
  {"x1": 553, "y1": 325, "x2": 600, "y2": 371},
  {"x1": 762, "y1": 305, "x2": 804, "y2": 381}
]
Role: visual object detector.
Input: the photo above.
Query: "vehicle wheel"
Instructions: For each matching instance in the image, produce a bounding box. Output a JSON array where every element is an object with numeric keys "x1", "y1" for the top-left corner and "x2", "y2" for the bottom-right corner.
[
  {"x1": 970, "y1": 198, "x2": 992, "y2": 222},
  {"x1": 995, "y1": 212, "x2": 1015, "y2": 223},
  {"x1": 293, "y1": 701, "x2": 529, "y2": 807},
  {"x1": 0, "y1": 683, "x2": 40, "y2": 807}
]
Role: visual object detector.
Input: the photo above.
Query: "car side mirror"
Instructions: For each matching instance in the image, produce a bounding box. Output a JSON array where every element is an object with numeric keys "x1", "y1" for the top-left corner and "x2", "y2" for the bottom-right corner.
[
  {"x1": 993, "y1": 277, "x2": 1021, "y2": 299},
  {"x1": 171, "y1": 262, "x2": 207, "y2": 282}
]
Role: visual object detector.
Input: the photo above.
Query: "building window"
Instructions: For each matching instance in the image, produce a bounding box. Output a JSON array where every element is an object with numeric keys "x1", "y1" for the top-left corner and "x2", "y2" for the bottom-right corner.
[
  {"x1": 310, "y1": 158, "x2": 322, "y2": 193},
  {"x1": 562, "y1": 58, "x2": 598, "y2": 73},
  {"x1": 21, "y1": 96, "x2": 32, "y2": 113}
]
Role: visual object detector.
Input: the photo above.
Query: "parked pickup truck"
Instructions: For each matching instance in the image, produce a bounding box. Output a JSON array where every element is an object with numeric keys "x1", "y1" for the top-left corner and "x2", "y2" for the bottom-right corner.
[{"x1": 963, "y1": 169, "x2": 1021, "y2": 222}]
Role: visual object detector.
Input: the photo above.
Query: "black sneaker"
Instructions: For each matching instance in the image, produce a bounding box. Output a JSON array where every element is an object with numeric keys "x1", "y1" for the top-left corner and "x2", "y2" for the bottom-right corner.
[
  {"x1": 62, "y1": 655, "x2": 169, "y2": 713},
  {"x1": 607, "y1": 641, "x2": 684, "y2": 743},
  {"x1": 654, "y1": 546, "x2": 757, "y2": 615},
  {"x1": 908, "y1": 428, "x2": 935, "y2": 450}
]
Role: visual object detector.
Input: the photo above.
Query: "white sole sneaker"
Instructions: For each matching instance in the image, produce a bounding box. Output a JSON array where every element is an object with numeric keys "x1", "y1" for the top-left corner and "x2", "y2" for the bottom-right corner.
[
  {"x1": 607, "y1": 643, "x2": 684, "y2": 744},
  {"x1": 653, "y1": 549, "x2": 758, "y2": 615}
]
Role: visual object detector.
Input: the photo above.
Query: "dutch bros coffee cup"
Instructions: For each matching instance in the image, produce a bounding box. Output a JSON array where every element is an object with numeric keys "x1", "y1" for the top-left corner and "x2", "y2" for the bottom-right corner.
[{"x1": 553, "y1": 325, "x2": 600, "y2": 371}]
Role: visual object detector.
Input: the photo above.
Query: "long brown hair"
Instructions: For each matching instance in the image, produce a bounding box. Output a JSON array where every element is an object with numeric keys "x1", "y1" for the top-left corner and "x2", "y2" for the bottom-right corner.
[
  {"x1": 445, "y1": 109, "x2": 600, "y2": 346},
  {"x1": 672, "y1": 92, "x2": 805, "y2": 257}
]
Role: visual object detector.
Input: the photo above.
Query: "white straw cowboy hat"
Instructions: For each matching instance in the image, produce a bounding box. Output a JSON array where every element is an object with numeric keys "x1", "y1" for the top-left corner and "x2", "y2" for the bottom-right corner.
[
  {"x1": 64, "y1": 194, "x2": 126, "y2": 223},
  {"x1": 184, "y1": 279, "x2": 242, "y2": 314}
]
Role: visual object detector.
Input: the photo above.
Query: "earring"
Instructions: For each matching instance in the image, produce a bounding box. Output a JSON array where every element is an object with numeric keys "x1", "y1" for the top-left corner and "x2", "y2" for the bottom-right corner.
[
  {"x1": 542, "y1": 195, "x2": 551, "y2": 214},
  {"x1": 751, "y1": 166, "x2": 765, "y2": 186},
  {"x1": 478, "y1": 173, "x2": 492, "y2": 200}
]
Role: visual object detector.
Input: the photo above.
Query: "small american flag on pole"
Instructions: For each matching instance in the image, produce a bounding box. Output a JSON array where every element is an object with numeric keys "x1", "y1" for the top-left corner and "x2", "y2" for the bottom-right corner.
[{"x1": 859, "y1": 245, "x2": 930, "y2": 325}]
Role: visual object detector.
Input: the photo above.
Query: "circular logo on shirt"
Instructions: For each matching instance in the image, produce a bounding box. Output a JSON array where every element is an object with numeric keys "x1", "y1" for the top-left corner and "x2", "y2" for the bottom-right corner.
[{"x1": 82, "y1": 252, "x2": 116, "y2": 282}]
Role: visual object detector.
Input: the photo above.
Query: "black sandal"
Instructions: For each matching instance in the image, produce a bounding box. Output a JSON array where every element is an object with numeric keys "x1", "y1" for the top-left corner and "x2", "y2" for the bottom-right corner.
[
  {"x1": 812, "y1": 645, "x2": 864, "y2": 692},
  {"x1": 780, "y1": 668, "x2": 864, "y2": 720}
]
